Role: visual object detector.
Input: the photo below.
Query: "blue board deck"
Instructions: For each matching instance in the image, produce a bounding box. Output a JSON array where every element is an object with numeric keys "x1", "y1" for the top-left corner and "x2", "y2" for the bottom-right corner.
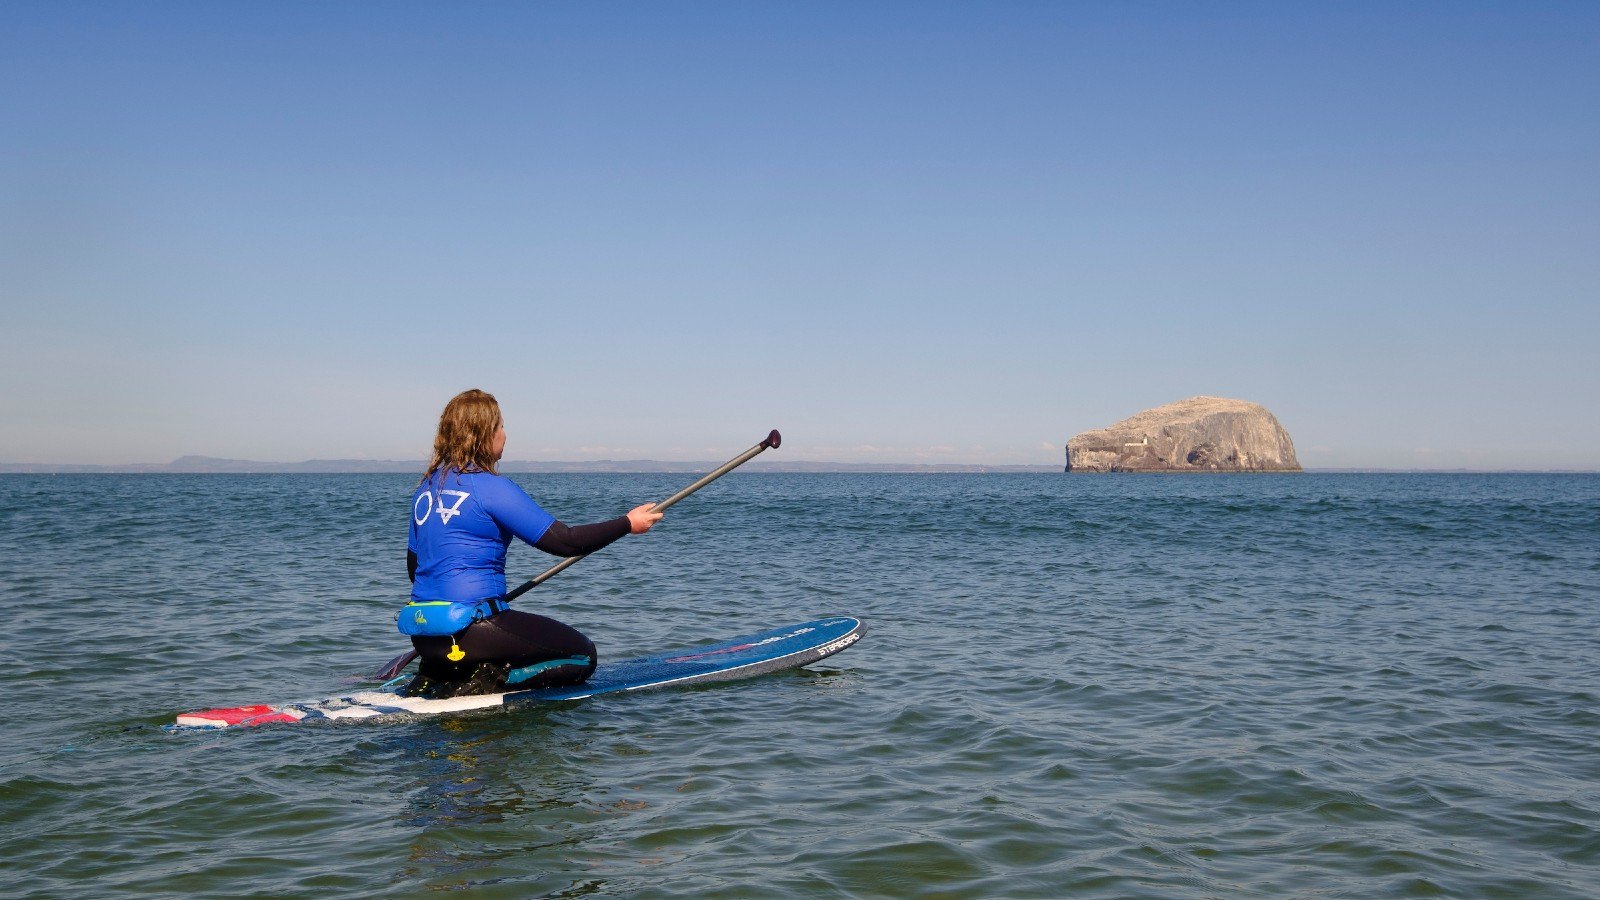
[{"x1": 176, "y1": 616, "x2": 865, "y2": 728}]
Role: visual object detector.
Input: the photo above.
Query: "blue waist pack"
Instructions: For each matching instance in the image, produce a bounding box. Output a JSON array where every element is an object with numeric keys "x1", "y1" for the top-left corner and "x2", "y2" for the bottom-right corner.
[{"x1": 396, "y1": 598, "x2": 508, "y2": 637}]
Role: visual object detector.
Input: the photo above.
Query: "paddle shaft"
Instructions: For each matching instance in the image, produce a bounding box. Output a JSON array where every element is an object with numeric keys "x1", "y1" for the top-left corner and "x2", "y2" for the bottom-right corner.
[
  {"x1": 503, "y1": 430, "x2": 780, "y2": 600},
  {"x1": 374, "y1": 430, "x2": 780, "y2": 680}
]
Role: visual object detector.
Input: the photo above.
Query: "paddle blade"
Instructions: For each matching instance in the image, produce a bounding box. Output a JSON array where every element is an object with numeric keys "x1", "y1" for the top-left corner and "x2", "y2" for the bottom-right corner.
[{"x1": 373, "y1": 649, "x2": 419, "y2": 681}]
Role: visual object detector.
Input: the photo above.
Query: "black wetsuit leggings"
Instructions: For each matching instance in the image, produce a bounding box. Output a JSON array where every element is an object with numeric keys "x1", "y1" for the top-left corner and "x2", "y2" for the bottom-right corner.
[{"x1": 411, "y1": 610, "x2": 597, "y2": 693}]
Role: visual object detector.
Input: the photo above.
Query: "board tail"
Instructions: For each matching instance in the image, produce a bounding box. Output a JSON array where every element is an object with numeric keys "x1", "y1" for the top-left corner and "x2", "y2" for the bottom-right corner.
[{"x1": 175, "y1": 704, "x2": 304, "y2": 728}]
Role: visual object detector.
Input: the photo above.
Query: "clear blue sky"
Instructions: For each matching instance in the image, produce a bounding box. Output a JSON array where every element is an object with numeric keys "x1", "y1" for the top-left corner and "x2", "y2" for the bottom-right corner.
[{"x1": 3, "y1": 2, "x2": 1596, "y2": 469}]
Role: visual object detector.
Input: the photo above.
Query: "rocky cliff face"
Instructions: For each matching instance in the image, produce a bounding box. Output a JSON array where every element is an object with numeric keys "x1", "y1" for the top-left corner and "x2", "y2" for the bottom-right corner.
[{"x1": 1066, "y1": 397, "x2": 1301, "y2": 473}]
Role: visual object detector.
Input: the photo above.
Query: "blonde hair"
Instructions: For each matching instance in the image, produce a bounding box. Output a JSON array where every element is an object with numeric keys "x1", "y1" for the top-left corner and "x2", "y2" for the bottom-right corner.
[{"x1": 421, "y1": 389, "x2": 502, "y2": 485}]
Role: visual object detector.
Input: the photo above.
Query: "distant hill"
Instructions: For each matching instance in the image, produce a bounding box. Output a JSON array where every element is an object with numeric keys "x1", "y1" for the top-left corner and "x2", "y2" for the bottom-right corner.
[{"x1": 0, "y1": 455, "x2": 1060, "y2": 474}]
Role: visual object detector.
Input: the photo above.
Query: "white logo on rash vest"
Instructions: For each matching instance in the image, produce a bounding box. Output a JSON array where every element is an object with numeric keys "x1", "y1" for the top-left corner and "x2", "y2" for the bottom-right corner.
[
  {"x1": 414, "y1": 490, "x2": 472, "y2": 526},
  {"x1": 435, "y1": 490, "x2": 470, "y2": 524}
]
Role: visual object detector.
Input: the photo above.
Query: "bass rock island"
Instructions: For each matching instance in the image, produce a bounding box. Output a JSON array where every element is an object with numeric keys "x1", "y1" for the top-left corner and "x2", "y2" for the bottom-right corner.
[{"x1": 1065, "y1": 396, "x2": 1301, "y2": 473}]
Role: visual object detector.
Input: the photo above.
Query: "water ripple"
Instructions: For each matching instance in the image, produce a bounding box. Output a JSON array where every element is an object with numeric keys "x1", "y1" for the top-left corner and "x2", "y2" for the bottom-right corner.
[{"x1": 0, "y1": 473, "x2": 1597, "y2": 896}]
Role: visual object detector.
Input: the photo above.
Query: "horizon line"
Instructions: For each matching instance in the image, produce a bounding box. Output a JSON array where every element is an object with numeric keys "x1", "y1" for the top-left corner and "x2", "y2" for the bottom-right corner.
[{"x1": 0, "y1": 455, "x2": 1595, "y2": 475}]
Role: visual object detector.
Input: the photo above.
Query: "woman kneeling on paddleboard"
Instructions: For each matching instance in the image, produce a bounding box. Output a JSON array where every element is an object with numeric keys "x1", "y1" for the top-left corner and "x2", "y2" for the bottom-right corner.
[{"x1": 401, "y1": 389, "x2": 662, "y2": 699}]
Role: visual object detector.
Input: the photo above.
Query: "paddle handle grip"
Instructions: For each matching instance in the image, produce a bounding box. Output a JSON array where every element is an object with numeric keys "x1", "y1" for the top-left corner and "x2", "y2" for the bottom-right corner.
[{"x1": 502, "y1": 429, "x2": 780, "y2": 601}]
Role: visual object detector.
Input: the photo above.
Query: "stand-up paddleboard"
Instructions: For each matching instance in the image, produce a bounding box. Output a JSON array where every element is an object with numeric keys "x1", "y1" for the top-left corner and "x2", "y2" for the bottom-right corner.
[{"x1": 176, "y1": 616, "x2": 864, "y2": 729}]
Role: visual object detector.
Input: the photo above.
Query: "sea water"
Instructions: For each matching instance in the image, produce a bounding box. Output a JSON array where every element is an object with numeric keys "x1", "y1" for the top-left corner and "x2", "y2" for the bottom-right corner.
[{"x1": 1, "y1": 472, "x2": 1597, "y2": 897}]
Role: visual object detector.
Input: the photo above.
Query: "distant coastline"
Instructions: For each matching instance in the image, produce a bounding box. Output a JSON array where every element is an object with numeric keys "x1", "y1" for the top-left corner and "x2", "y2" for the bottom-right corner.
[
  {"x1": 0, "y1": 455, "x2": 1060, "y2": 475},
  {"x1": 0, "y1": 456, "x2": 1593, "y2": 475}
]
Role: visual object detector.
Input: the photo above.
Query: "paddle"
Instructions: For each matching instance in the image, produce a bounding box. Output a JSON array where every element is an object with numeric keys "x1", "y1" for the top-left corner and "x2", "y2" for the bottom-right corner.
[{"x1": 372, "y1": 429, "x2": 782, "y2": 681}]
